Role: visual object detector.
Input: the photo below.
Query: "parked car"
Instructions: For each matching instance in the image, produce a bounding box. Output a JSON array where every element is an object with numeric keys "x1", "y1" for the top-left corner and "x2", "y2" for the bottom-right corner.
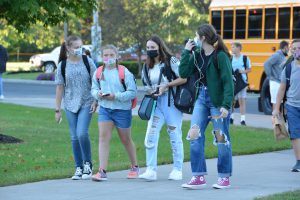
[{"x1": 29, "y1": 45, "x2": 92, "y2": 73}]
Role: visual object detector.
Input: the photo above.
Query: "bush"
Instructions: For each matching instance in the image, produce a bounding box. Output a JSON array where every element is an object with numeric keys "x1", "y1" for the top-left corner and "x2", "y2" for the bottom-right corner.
[
  {"x1": 96, "y1": 61, "x2": 140, "y2": 77},
  {"x1": 36, "y1": 73, "x2": 55, "y2": 81}
]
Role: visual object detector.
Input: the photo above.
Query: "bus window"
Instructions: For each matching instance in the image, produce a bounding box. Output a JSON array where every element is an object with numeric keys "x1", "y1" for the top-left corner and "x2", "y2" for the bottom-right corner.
[
  {"x1": 223, "y1": 10, "x2": 233, "y2": 39},
  {"x1": 248, "y1": 9, "x2": 262, "y2": 38},
  {"x1": 264, "y1": 8, "x2": 276, "y2": 39},
  {"x1": 235, "y1": 10, "x2": 246, "y2": 39},
  {"x1": 278, "y1": 8, "x2": 290, "y2": 39},
  {"x1": 212, "y1": 11, "x2": 221, "y2": 35},
  {"x1": 293, "y1": 7, "x2": 300, "y2": 39}
]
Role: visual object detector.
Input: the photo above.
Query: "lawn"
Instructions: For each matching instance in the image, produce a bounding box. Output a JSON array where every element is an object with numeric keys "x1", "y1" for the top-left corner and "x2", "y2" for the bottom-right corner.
[
  {"x1": 0, "y1": 103, "x2": 291, "y2": 186},
  {"x1": 254, "y1": 189, "x2": 300, "y2": 200},
  {"x1": 2, "y1": 72, "x2": 41, "y2": 80}
]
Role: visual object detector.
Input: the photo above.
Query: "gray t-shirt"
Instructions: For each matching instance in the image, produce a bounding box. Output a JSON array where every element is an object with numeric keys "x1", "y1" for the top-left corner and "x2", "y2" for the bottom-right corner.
[
  {"x1": 281, "y1": 60, "x2": 300, "y2": 108},
  {"x1": 55, "y1": 57, "x2": 96, "y2": 113}
]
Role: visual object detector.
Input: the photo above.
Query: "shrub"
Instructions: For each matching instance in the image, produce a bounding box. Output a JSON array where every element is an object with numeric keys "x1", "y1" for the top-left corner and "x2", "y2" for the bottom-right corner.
[
  {"x1": 36, "y1": 73, "x2": 55, "y2": 81},
  {"x1": 95, "y1": 61, "x2": 140, "y2": 77}
]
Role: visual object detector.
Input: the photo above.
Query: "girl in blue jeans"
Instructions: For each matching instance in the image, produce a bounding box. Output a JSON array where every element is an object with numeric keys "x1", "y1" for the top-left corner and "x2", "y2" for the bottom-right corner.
[
  {"x1": 55, "y1": 35, "x2": 97, "y2": 180},
  {"x1": 179, "y1": 24, "x2": 234, "y2": 189}
]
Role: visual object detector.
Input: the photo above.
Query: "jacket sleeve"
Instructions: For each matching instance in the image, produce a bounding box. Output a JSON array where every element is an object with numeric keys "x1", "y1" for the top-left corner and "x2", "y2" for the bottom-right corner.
[
  {"x1": 218, "y1": 52, "x2": 234, "y2": 110},
  {"x1": 114, "y1": 69, "x2": 137, "y2": 102},
  {"x1": 179, "y1": 49, "x2": 196, "y2": 78}
]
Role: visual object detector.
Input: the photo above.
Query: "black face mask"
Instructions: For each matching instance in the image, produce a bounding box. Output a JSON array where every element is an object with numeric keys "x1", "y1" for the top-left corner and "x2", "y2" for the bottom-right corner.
[
  {"x1": 282, "y1": 51, "x2": 288, "y2": 57},
  {"x1": 147, "y1": 50, "x2": 159, "y2": 58}
]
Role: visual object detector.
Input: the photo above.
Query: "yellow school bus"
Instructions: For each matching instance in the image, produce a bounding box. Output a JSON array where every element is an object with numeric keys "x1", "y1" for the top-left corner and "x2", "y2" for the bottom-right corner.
[{"x1": 209, "y1": 0, "x2": 300, "y2": 114}]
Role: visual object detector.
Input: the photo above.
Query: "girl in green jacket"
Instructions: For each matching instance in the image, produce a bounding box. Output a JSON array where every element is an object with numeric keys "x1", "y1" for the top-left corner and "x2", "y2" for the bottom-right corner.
[{"x1": 180, "y1": 24, "x2": 234, "y2": 190}]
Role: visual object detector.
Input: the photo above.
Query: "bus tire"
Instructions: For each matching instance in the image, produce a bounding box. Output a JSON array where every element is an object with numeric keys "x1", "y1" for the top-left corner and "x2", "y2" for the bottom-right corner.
[{"x1": 260, "y1": 78, "x2": 272, "y2": 115}]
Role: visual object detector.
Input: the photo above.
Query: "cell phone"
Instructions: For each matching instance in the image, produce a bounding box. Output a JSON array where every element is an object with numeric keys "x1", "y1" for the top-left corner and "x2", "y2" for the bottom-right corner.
[
  {"x1": 184, "y1": 38, "x2": 196, "y2": 51},
  {"x1": 102, "y1": 93, "x2": 110, "y2": 97},
  {"x1": 58, "y1": 117, "x2": 62, "y2": 124}
]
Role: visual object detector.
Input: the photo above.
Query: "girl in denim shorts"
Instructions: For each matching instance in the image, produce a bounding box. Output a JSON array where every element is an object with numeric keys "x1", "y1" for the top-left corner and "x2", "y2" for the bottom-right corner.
[{"x1": 91, "y1": 45, "x2": 139, "y2": 181}]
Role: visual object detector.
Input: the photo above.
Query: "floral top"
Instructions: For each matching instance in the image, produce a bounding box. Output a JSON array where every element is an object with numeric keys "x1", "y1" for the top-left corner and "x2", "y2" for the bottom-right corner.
[{"x1": 55, "y1": 57, "x2": 96, "y2": 113}]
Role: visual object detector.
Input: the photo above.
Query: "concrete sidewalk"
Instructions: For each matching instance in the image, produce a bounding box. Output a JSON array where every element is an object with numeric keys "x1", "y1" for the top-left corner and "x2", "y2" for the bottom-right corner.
[{"x1": 1, "y1": 150, "x2": 299, "y2": 200}]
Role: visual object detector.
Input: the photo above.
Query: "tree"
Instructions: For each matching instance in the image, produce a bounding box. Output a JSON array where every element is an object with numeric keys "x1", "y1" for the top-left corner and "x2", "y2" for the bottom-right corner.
[{"x1": 0, "y1": 0, "x2": 97, "y2": 32}]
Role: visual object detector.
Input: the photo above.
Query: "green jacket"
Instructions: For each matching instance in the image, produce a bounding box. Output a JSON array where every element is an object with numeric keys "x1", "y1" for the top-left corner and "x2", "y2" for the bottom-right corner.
[{"x1": 179, "y1": 49, "x2": 234, "y2": 110}]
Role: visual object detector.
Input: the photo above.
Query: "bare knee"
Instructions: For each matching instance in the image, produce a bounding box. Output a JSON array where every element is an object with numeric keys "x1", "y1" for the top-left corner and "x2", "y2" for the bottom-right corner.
[{"x1": 187, "y1": 124, "x2": 200, "y2": 140}]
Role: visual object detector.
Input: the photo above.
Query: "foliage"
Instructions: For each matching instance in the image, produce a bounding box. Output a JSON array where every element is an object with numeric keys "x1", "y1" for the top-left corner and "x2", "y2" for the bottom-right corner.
[
  {"x1": 0, "y1": 0, "x2": 97, "y2": 32},
  {"x1": 36, "y1": 73, "x2": 55, "y2": 81},
  {"x1": 0, "y1": 103, "x2": 291, "y2": 186}
]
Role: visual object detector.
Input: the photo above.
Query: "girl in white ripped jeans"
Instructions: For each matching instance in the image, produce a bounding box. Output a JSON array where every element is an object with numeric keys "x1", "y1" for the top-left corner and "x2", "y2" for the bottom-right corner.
[{"x1": 139, "y1": 35, "x2": 187, "y2": 181}]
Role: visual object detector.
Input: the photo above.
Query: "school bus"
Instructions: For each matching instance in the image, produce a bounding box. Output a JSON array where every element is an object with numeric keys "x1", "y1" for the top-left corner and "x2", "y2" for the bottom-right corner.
[{"x1": 209, "y1": 0, "x2": 300, "y2": 114}]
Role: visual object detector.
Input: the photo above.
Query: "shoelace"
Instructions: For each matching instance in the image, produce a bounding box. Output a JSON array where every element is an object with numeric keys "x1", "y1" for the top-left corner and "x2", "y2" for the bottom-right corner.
[
  {"x1": 83, "y1": 163, "x2": 91, "y2": 173},
  {"x1": 218, "y1": 178, "x2": 228, "y2": 185},
  {"x1": 75, "y1": 167, "x2": 82, "y2": 175},
  {"x1": 189, "y1": 176, "x2": 198, "y2": 184}
]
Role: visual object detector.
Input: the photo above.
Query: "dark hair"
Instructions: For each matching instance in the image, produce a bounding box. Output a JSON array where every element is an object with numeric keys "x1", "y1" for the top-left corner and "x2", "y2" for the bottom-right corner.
[
  {"x1": 58, "y1": 35, "x2": 82, "y2": 63},
  {"x1": 146, "y1": 35, "x2": 173, "y2": 69},
  {"x1": 197, "y1": 24, "x2": 230, "y2": 57},
  {"x1": 279, "y1": 40, "x2": 289, "y2": 49},
  {"x1": 85, "y1": 49, "x2": 91, "y2": 58},
  {"x1": 292, "y1": 39, "x2": 300, "y2": 44}
]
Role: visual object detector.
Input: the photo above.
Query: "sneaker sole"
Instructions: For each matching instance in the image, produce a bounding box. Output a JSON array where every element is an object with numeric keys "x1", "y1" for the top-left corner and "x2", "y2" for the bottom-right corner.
[
  {"x1": 212, "y1": 184, "x2": 231, "y2": 189},
  {"x1": 168, "y1": 177, "x2": 183, "y2": 181},
  {"x1": 92, "y1": 177, "x2": 108, "y2": 181},
  {"x1": 139, "y1": 177, "x2": 157, "y2": 181},
  {"x1": 182, "y1": 184, "x2": 206, "y2": 190},
  {"x1": 71, "y1": 177, "x2": 82, "y2": 180},
  {"x1": 82, "y1": 174, "x2": 92, "y2": 180}
]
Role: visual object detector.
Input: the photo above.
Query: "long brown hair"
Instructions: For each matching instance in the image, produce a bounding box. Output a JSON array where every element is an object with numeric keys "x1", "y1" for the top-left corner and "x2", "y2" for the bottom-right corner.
[
  {"x1": 197, "y1": 24, "x2": 230, "y2": 57},
  {"x1": 58, "y1": 35, "x2": 82, "y2": 63},
  {"x1": 146, "y1": 35, "x2": 173, "y2": 69}
]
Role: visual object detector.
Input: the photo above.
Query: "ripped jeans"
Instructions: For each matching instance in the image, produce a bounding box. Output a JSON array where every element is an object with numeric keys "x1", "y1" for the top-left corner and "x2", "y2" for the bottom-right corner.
[
  {"x1": 145, "y1": 93, "x2": 184, "y2": 171},
  {"x1": 189, "y1": 87, "x2": 232, "y2": 178}
]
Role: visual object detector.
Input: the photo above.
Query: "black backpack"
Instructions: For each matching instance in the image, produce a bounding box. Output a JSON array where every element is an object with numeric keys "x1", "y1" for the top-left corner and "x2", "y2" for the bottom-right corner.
[
  {"x1": 166, "y1": 57, "x2": 199, "y2": 114},
  {"x1": 61, "y1": 55, "x2": 91, "y2": 85}
]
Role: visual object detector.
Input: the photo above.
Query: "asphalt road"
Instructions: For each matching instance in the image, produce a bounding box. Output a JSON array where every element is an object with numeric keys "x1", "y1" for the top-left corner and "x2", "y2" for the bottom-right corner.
[{"x1": 3, "y1": 81, "x2": 263, "y2": 115}]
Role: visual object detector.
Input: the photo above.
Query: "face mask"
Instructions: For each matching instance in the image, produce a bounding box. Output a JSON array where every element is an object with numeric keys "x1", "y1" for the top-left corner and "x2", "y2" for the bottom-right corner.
[
  {"x1": 282, "y1": 50, "x2": 288, "y2": 57},
  {"x1": 103, "y1": 58, "x2": 116, "y2": 66},
  {"x1": 71, "y1": 47, "x2": 83, "y2": 57},
  {"x1": 147, "y1": 50, "x2": 159, "y2": 58},
  {"x1": 293, "y1": 49, "x2": 300, "y2": 60},
  {"x1": 194, "y1": 37, "x2": 202, "y2": 49}
]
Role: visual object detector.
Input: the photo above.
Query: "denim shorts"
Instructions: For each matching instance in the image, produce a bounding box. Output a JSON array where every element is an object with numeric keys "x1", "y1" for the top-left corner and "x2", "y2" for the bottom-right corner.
[
  {"x1": 286, "y1": 104, "x2": 300, "y2": 139},
  {"x1": 98, "y1": 106, "x2": 132, "y2": 129}
]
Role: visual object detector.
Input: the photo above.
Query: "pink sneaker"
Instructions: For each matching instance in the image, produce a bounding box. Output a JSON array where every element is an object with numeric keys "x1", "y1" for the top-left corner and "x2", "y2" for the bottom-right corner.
[
  {"x1": 212, "y1": 177, "x2": 231, "y2": 189},
  {"x1": 181, "y1": 176, "x2": 206, "y2": 189}
]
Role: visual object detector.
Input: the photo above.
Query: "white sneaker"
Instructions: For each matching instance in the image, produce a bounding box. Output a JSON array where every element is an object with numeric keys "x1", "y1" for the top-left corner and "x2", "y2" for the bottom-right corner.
[
  {"x1": 71, "y1": 167, "x2": 82, "y2": 180},
  {"x1": 168, "y1": 169, "x2": 182, "y2": 180},
  {"x1": 139, "y1": 168, "x2": 157, "y2": 181},
  {"x1": 0, "y1": 95, "x2": 4, "y2": 100},
  {"x1": 82, "y1": 162, "x2": 92, "y2": 180}
]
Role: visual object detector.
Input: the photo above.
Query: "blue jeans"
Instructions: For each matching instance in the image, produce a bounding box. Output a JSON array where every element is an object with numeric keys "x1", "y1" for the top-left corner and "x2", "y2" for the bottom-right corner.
[
  {"x1": 0, "y1": 73, "x2": 3, "y2": 96},
  {"x1": 65, "y1": 106, "x2": 92, "y2": 168},
  {"x1": 145, "y1": 93, "x2": 184, "y2": 171},
  {"x1": 189, "y1": 87, "x2": 232, "y2": 178}
]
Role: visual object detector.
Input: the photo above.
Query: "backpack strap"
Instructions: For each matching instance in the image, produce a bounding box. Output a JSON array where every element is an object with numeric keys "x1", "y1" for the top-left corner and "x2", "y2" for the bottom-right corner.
[
  {"x1": 142, "y1": 63, "x2": 152, "y2": 86},
  {"x1": 243, "y1": 55, "x2": 247, "y2": 69},
  {"x1": 285, "y1": 62, "x2": 292, "y2": 92},
  {"x1": 61, "y1": 59, "x2": 67, "y2": 85},
  {"x1": 118, "y1": 65, "x2": 127, "y2": 91},
  {"x1": 96, "y1": 66, "x2": 104, "y2": 88}
]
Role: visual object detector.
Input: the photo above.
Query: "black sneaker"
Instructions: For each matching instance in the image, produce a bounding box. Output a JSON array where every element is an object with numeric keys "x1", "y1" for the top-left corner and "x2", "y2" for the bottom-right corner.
[
  {"x1": 82, "y1": 161, "x2": 93, "y2": 179},
  {"x1": 291, "y1": 164, "x2": 300, "y2": 172},
  {"x1": 71, "y1": 167, "x2": 83, "y2": 180},
  {"x1": 241, "y1": 121, "x2": 246, "y2": 126},
  {"x1": 230, "y1": 118, "x2": 234, "y2": 124}
]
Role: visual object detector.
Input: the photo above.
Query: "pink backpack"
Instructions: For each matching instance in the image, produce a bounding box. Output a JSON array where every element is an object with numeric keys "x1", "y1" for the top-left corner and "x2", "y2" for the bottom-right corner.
[{"x1": 96, "y1": 65, "x2": 137, "y2": 109}]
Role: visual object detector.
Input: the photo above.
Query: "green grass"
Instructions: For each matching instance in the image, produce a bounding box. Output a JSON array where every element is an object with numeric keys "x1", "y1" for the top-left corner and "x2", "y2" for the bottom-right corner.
[
  {"x1": 254, "y1": 190, "x2": 300, "y2": 200},
  {"x1": 2, "y1": 72, "x2": 41, "y2": 80},
  {"x1": 0, "y1": 103, "x2": 291, "y2": 186}
]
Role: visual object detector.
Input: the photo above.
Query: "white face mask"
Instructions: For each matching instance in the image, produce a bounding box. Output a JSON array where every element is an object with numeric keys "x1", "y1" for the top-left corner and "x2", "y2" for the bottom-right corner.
[
  {"x1": 103, "y1": 58, "x2": 116, "y2": 66},
  {"x1": 71, "y1": 47, "x2": 83, "y2": 57}
]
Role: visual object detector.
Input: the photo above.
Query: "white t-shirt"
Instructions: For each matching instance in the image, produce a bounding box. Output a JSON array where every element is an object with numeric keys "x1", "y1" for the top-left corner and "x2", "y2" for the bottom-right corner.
[{"x1": 232, "y1": 54, "x2": 251, "y2": 82}]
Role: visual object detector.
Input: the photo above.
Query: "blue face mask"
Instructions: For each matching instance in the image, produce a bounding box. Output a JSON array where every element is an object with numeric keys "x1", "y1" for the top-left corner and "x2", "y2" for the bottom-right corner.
[{"x1": 194, "y1": 37, "x2": 202, "y2": 49}]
